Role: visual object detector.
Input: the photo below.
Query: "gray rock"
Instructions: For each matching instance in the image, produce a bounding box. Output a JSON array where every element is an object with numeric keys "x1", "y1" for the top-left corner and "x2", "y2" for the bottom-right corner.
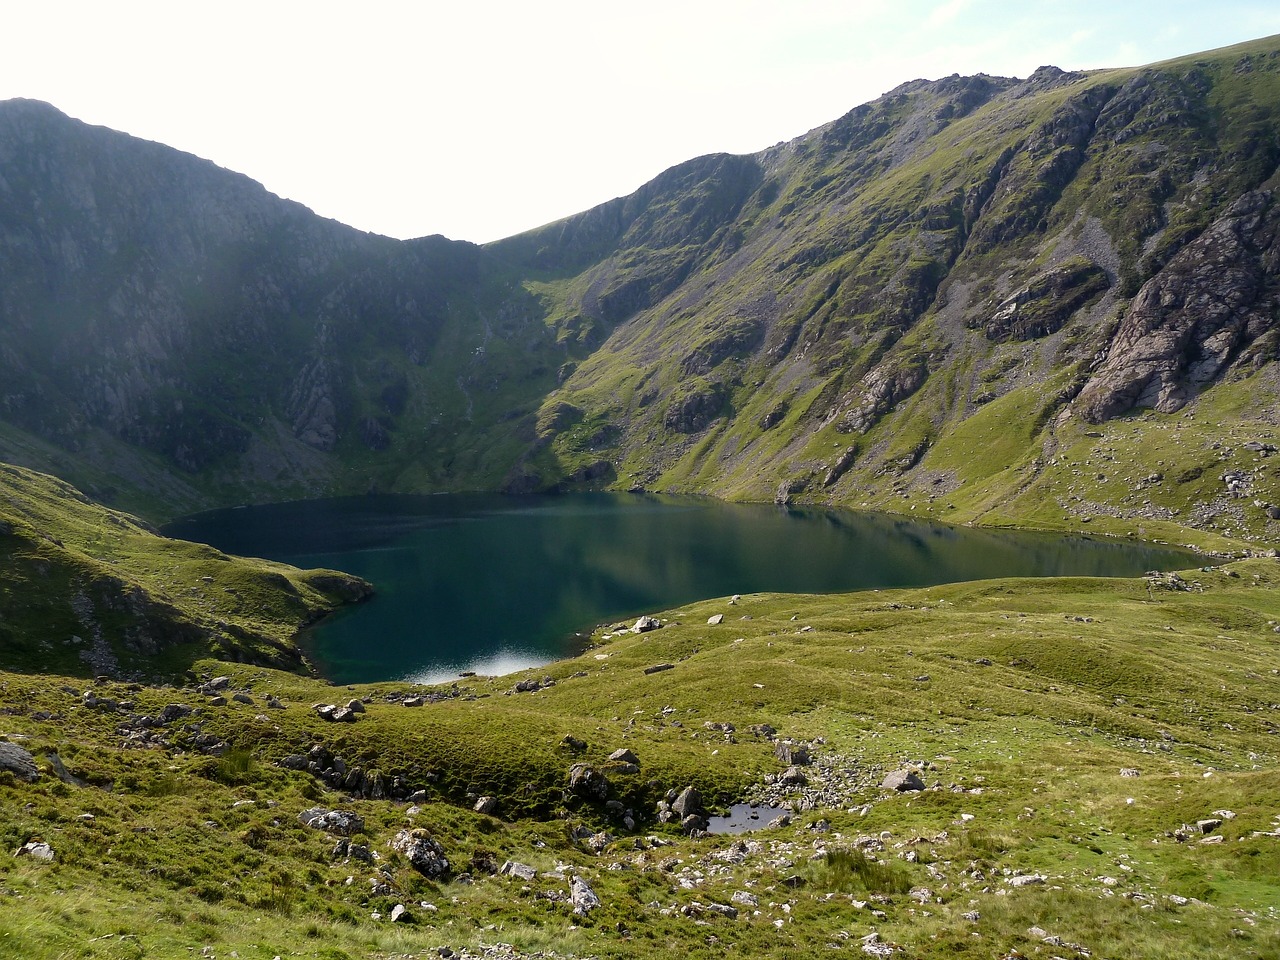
[
  {"x1": 570, "y1": 875, "x2": 601, "y2": 915},
  {"x1": 158, "y1": 703, "x2": 192, "y2": 724},
  {"x1": 1007, "y1": 873, "x2": 1047, "y2": 887},
  {"x1": 566, "y1": 763, "x2": 610, "y2": 801},
  {"x1": 298, "y1": 807, "x2": 365, "y2": 836},
  {"x1": 232, "y1": 693, "x2": 254, "y2": 705},
  {"x1": 707, "y1": 614, "x2": 725, "y2": 625},
  {"x1": 608, "y1": 748, "x2": 639, "y2": 765},
  {"x1": 0, "y1": 742, "x2": 40, "y2": 782},
  {"x1": 473, "y1": 796, "x2": 498, "y2": 816},
  {"x1": 779, "y1": 766, "x2": 808, "y2": 787},
  {"x1": 881, "y1": 770, "x2": 925, "y2": 792},
  {"x1": 631, "y1": 616, "x2": 661, "y2": 633},
  {"x1": 681, "y1": 813, "x2": 709, "y2": 834},
  {"x1": 402, "y1": 696, "x2": 425, "y2": 707},
  {"x1": 391, "y1": 829, "x2": 450, "y2": 878},
  {"x1": 671, "y1": 785, "x2": 703, "y2": 818},
  {"x1": 1197, "y1": 818, "x2": 1223, "y2": 834},
  {"x1": 345, "y1": 698, "x2": 366, "y2": 713},
  {"x1": 499, "y1": 860, "x2": 538, "y2": 881},
  {"x1": 390, "y1": 903, "x2": 409, "y2": 923},
  {"x1": 15, "y1": 840, "x2": 54, "y2": 861},
  {"x1": 643, "y1": 663, "x2": 675, "y2": 675},
  {"x1": 774, "y1": 741, "x2": 811, "y2": 765}
]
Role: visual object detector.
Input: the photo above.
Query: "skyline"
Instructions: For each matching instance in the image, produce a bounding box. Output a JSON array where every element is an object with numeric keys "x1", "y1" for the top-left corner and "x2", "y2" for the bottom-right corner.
[{"x1": 3, "y1": 2, "x2": 1279, "y2": 243}]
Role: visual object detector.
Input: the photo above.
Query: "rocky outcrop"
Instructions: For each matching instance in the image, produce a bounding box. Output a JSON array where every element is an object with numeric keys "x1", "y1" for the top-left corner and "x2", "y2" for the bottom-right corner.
[{"x1": 1075, "y1": 191, "x2": 1280, "y2": 422}]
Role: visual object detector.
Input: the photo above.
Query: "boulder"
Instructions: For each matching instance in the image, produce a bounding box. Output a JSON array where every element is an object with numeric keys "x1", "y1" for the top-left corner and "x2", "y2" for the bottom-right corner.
[
  {"x1": 632, "y1": 616, "x2": 661, "y2": 633},
  {"x1": 345, "y1": 698, "x2": 366, "y2": 713},
  {"x1": 15, "y1": 840, "x2": 54, "y2": 861},
  {"x1": 779, "y1": 766, "x2": 808, "y2": 787},
  {"x1": 499, "y1": 860, "x2": 538, "y2": 882},
  {"x1": 774, "y1": 741, "x2": 811, "y2": 765},
  {"x1": 298, "y1": 807, "x2": 365, "y2": 836},
  {"x1": 566, "y1": 763, "x2": 610, "y2": 801},
  {"x1": 473, "y1": 796, "x2": 498, "y2": 816},
  {"x1": 671, "y1": 785, "x2": 703, "y2": 819},
  {"x1": 0, "y1": 742, "x2": 40, "y2": 782},
  {"x1": 707, "y1": 614, "x2": 725, "y2": 625},
  {"x1": 570, "y1": 875, "x2": 601, "y2": 915},
  {"x1": 608, "y1": 748, "x2": 639, "y2": 765},
  {"x1": 391, "y1": 829, "x2": 450, "y2": 879},
  {"x1": 881, "y1": 770, "x2": 926, "y2": 792},
  {"x1": 158, "y1": 704, "x2": 192, "y2": 724}
]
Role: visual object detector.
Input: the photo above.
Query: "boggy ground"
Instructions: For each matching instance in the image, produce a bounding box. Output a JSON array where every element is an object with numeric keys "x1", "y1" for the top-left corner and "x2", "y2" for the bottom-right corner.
[{"x1": 3, "y1": 559, "x2": 1280, "y2": 959}]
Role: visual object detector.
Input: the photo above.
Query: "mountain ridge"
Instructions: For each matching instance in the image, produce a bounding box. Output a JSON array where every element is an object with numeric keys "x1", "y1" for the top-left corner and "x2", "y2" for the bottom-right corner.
[{"x1": 0, "y1": 36, "x2": 1277, "y2": 552}]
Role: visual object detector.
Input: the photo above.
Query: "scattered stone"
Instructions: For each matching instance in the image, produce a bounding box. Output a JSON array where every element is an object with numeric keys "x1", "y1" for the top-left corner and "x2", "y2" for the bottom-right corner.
[
  {"x1": 570, "y1": 875, "x2": 601, "y2": 915},
  {"x1": 559, "y1": 735, "x2": 588, "y2": 752},
  {"x1": 231, "y1": 693, "x2": 254, "y2": 705},
  {"x1": 402, "y1": 696, "x2": 425, "y2": 708},
  {"x1": 298, "y1": 807, "x2": 365, "y2": 836},
  {"x1": 608, "y1": 748, "x2": 639, "y2": 765},
  {"x1": 1197, "y1": 818, "x2": 1223, "y2": 834},
  {"x1": 706, "y1": 902, "x2": 738, "y2": 919},
  {"x1": 881, "y1": 770, "x2": 925, "y2": 792},
  {"x1": 345, "y1": 698, "x2": 366, "y2": 713},
  {"x1": 643, "y1": 663, "x2": 675, "y2": 675},
  {"x1": 732, "y1": 890, "x2": 760, "y2": 907},
  {"x1": 15, "y1": 840, "x2": 54, "y2": 861},
  {"x1": 707, "y1": 614, "x2": 725, "y2": 625},
  {"x1": 632, "y1": 616, "x2": 661, "y2": 633},
  {"x1": 0, "y1": 742, "x2": 40, "y2": 782},
  {"x1": 1119, "y1": 768, "x2": 1141, "y2": 777},
  {"x1": 391, "y1": 829, "x2": 450, "y2": 878},
  {"x1": 390, "y1": 903, "x2": 410, "y2": 923},
  {"x1": 473, "y1": 796, "x2": 498, "y2": 816}
]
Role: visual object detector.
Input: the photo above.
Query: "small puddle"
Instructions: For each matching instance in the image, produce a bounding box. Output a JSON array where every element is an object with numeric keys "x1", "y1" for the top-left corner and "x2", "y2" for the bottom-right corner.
[{"x1": 705, "y1": 803, "x2": 791, "y2": 834}]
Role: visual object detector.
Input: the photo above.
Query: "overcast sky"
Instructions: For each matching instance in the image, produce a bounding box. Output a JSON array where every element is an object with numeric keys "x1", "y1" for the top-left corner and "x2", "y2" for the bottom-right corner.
[{"x1": 3, "y1": 1, "x2": 1279, "y2": 243}]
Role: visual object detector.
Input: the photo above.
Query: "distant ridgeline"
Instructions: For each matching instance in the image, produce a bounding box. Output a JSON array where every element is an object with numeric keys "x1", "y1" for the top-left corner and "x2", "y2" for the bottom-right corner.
[{"x1": 0, "y1": 34, "x2": 1277, "y2": 546}]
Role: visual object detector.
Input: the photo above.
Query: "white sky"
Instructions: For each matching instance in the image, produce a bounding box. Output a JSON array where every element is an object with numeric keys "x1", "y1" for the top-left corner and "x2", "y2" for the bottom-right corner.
[{"x1": 3, "y1": 1, "x2": 1279, "y2": 243}]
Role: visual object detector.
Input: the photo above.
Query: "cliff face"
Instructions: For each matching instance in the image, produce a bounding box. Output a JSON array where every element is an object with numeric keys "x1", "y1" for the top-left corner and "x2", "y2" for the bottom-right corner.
[
  {"x1": 0, "y1": 100, "x2": 558, "y2": 513},
  {"x1": 0, "y1": 36, "x2": 1278, "y2": 541}
]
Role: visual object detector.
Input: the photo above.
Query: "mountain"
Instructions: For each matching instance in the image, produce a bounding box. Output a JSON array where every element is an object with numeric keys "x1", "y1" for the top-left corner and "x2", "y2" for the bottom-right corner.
[{"x1": 0, "y1": 36, "x2": 1278, "y2": 550}]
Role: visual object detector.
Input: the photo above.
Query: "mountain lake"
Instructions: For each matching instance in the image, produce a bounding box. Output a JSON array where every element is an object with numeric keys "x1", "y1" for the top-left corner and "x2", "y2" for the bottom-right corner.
[{"x1": 163, "y1": 492, "x2": 1201, "y2": 685}]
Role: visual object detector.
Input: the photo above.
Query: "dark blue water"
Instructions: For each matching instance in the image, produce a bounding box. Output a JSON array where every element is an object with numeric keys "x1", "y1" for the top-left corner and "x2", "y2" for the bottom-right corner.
[{"x1": 164, "y1": 493, "x2": 1198, "y2": 684}]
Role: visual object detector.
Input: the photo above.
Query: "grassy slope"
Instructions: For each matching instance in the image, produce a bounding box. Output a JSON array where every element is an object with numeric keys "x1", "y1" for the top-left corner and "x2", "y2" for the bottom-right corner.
[
  {"x1": 2, "y1": 559, "x2": 1279, "y2": 958},
  {"x1": 521, "y1": 35, "x2": 1280, "y2": 554},
  {"x1": 0, "y1": 462, "x2": 370, "y2": 678}
]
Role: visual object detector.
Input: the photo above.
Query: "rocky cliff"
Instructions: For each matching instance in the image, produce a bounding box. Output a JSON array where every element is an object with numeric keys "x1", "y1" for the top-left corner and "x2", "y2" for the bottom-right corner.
[{"x1": 0, "y1": 36, "x2": 1278, "y2": 544}]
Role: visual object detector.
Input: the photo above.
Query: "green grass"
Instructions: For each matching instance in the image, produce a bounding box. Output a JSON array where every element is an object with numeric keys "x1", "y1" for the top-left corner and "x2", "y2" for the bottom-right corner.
[{"x1": 2, "y1": 556, "x2": 1279, "y2": 957}]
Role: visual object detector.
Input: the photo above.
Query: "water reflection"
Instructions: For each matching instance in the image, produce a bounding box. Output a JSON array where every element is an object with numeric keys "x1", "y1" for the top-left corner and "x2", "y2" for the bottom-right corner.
[{"x1": 165, "y1": 493, "x2": 1199, "y2": 684}]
